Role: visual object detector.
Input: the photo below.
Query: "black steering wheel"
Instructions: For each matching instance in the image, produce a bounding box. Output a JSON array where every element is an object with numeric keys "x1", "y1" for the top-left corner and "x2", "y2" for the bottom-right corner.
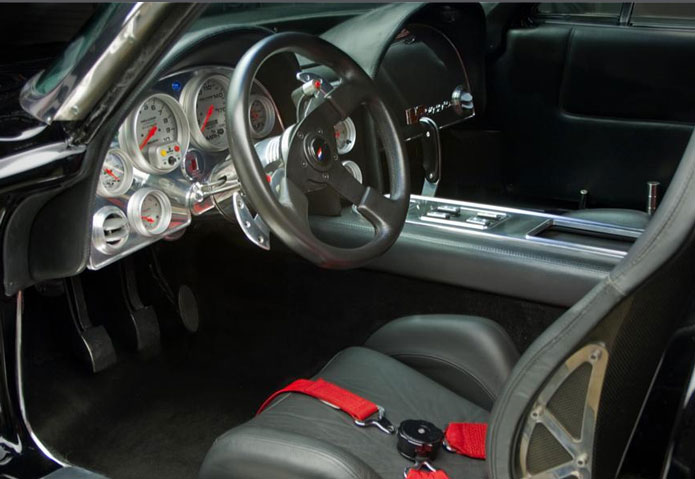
[{"x1": 227, "y1": 32, "x2": 410, "y2": 269}]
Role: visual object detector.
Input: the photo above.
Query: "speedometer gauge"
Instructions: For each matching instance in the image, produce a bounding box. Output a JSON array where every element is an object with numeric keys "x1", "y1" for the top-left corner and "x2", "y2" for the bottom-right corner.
[
  {"x1": 127, "y1": 188, "x2": 172, "y2": 237},
  {"x1": 182, "y1": 73, "x2": 230, "y2": 151},
  {"x1": 97, "y1": 149, "x2": 133, "y2": 198},
  {"x1": 119, "y1": 93, "x2": 190, "y2": 175},
  {"x1": 249, "y1": 94, "x2": 276, "y2": 139}
]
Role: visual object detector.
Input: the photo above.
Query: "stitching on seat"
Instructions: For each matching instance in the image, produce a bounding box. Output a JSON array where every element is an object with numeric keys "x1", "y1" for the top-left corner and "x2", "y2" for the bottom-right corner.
[{"x1": 390, "y1": 352, "x2": 497, "y2": 405}]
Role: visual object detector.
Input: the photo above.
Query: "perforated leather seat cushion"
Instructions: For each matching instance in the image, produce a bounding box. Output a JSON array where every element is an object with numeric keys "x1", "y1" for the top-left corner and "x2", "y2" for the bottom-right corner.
[{"x1": 199, "y1": 347, "x2": 489, "y2": 479}]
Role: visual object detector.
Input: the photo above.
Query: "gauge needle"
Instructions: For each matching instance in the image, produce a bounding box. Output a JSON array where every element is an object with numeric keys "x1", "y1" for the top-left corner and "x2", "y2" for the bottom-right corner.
[
  {"x1": 139, "y1": 125, "x2": 158, "y2": 150},
  {"x1": 141, "y1": 216, "x2": 155, "y2": 224},
  {"x1": 104, "y1": 168, "x2": 120, "y2": 181},
  {"x1": 200, "y1": 105, "x2": 214, "y2": 132}
]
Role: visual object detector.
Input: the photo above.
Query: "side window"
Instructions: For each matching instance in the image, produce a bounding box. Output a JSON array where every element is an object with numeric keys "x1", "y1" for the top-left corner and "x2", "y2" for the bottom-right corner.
[
  {"x1": 631, "y1": 3, "x2": 695, "y2": 28},
  {"x1": 535, "y1": 3, "x2": 623, "y2": 24}
]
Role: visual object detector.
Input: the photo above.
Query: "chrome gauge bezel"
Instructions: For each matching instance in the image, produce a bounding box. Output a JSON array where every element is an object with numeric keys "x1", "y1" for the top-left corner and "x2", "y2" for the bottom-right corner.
[
  {"x1": 97, "y1": 149, "x2": 134, "y2": 198},
  {"x1": 119, "y1": 93, "x2": 190, "y2": 175},
  {"x1": 334, "y1": 117, "x2": 357, "y2": 154},
  {"x1": 92, "y1": 205, "x2": 130, "y2": 254},
  {"x1": 181, "y1": 73, "x2": 230, "y2": 152},
  {"x1": 127, "y1": 187, "x2": 173, "y2": 237},
  {"x1": 249, "y1": 93, "x2": 276, "y2": 139}
]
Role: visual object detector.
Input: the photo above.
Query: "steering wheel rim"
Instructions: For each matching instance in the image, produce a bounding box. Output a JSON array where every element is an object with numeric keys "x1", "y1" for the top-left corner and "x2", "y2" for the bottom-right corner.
[{"x1": 227, "y1": 32, "x2": 410, "y2": 269}]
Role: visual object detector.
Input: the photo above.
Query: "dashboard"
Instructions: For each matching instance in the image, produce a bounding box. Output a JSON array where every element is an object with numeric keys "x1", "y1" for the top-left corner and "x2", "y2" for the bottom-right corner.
[
  {"x1": 88, "y1": 64, "x2": 362, "y2": 270},
  {"x1": 88, "y1": 66, "x2": 288, "y2": 270},
  {"x1": 85, "y1": 4, "x2": 485, "y2": 271}
]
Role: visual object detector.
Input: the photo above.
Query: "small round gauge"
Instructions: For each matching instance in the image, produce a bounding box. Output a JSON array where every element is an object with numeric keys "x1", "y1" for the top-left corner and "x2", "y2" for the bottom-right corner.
[
  {"x1": 249, "y1": 94, "x2": 276, "y2": 139},
  {"x1": 97, "y1": 149, "x2": 134, "y2": 197},
  {"x1": 334, "y1": 117, "x2": 357, "y2": 155},
  {"x1": 182, "y1": 73, "x2": 230, "y2": 152},
  {"x1": 119, "y1": 93, "x2": 190, "y2": 175},
  {"x1": 127, "y1": 188, "x2": 172, "y2": 237},
  {"x1": 181, "y1": 149, "x2": 206, "y2": 181}
]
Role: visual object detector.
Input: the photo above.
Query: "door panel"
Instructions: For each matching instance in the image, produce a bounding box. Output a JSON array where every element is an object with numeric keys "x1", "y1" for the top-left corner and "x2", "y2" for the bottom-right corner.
[{"x1": 484, "y1": 23, "x2": 695, "y2": 210}]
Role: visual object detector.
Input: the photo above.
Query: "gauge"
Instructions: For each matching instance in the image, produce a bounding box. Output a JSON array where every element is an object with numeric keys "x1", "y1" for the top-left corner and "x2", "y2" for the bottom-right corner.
[
  {"x1": 127, "y1": 188, "x2": 172, "y2": 237},
  {"x1": 97, "y1": 149, "x2": 134, "y2": 197},
  {"x1": 181, "y1": 149, "x2": 206, "y2": 182},
  {"x1": 182, "y1": 73, "x2": 230, "y2": 152},
  {"x1": 334, "y1": 117, "x2": 357, "y2": 155},
  {"x1": 119, "y1": 93, "x2": 190, "y2": 175},
  {"x1": 249, "y1": 94, "x2": 276, "y2": 139}
]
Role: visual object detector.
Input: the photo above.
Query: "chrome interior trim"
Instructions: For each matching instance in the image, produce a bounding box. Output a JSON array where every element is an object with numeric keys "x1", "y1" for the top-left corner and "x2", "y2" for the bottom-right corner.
[
  {"x1": 15, "y1": 291, "x2": 69, "y2": 467},
  {"x1": 0, "y1": 142, "x2": 86, "y2": 180},
  {"x1": 20, "y1": 3, "x2": 157, "y2": 123},
  {"x1": 406, "y1": 195, "x2": 643, "y2": 259},
  {"x1": 91, "y1": 205, "x2": 130, "y2": 254},
  {"x1": 518, "y1": 343, "x2": 609, "y2": 479}
]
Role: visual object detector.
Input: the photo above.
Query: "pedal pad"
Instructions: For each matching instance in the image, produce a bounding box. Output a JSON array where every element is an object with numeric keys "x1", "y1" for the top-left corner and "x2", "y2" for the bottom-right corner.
[
  {"x1": 120, "y1": 257, "x2": 161, "y2": 354},
  {"x1": 65, "y1": 276, "x2": 117, "y2": 373}
]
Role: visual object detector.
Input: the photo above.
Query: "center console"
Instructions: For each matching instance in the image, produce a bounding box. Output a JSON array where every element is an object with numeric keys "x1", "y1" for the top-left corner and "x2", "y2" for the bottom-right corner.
[
  {"x1": 311, "y1": 195, "x2": 645, "y2": 307},
  {"x1": 407, "y1": 196, "x2": 641, "y2": 258}
]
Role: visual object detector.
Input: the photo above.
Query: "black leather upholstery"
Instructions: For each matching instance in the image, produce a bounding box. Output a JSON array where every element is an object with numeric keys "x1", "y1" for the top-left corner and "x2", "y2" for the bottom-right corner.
[
  {"x1": 200, "y1": 347, "x2": 489, "y2": 479},
  {"x1": 562, "y1": 208, "x2": 650, "y2": 229},
  {"x1": 365, "y1": 315, "x2": 519, "y2": 410}
]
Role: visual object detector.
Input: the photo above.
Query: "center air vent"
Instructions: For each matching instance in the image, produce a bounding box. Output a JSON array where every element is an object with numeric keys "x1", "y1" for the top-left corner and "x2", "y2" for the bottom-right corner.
[{"x1": 93, "y1": 206, "x2": 130, "y2": 254}]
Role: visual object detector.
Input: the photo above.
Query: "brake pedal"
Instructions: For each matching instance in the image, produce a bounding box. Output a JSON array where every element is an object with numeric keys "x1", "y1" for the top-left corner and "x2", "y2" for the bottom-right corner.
[{"x1": 119, "y1": 257, "x2": 161, "y2": 354}]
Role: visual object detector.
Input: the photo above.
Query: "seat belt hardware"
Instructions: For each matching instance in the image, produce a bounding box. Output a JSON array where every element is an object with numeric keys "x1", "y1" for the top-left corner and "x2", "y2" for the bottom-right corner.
[
  {"x1": 404, "y1": 461, "x2": 450, "y2": 479},
  {"x1": 443, "y1": 422, "x2": 487, "y2": 459},
  {"x1": 354, "y1": 405, "x2": 395, "y2": 434}
]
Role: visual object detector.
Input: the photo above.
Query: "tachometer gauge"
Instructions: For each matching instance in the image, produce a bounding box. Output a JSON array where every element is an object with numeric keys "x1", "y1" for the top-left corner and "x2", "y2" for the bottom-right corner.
[
  {"x1": 249, "y1": 94, "x2": 276, "y2": 139},
  {"x1": 119, "y1": 93, "x2": 190, "y2": 175},
  {"x1": 182, "y1": 73, "x2": 230, "y2": 151},
  {"x1": 127, "y1": 188, "x2": 172, "y2": 237},
  {"x1": 97, "y1": 149, "x2": 134, "y2": 197},
  {"x1": 334, "y1": 117, "x2": 357, "y2": 154}
]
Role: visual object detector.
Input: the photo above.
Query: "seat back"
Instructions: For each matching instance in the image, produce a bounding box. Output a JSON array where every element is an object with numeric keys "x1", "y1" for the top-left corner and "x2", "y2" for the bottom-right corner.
[{"x1": 489, "y1": 129, "x2": 695, "y2": 479}]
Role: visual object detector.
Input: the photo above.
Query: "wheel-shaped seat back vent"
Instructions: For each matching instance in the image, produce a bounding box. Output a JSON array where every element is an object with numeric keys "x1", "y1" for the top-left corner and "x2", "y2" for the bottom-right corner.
[{"x1": 92, "y1": 206, "x2": 130, "y2": 254}]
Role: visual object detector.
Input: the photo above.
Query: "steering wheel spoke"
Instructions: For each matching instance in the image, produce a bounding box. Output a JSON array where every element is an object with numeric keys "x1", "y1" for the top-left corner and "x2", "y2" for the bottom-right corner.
[
  {"x1": 326, "y1": 160, "x2": 366, "y2": 204},
  {"x1": 357, "y1": 188, "x2": 401, "y2": 233},
  {"x1": 299, "y1": 80, "x2": 368, "y2": 132},
  {"x1": 278, "y1": 176, "x2": 311, "y2": 231}
]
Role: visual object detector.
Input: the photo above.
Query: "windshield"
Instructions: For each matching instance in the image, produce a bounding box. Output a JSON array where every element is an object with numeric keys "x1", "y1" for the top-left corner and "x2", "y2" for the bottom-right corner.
[{"x1": 34, "y1": 3, "x2": 121, "y2": 95}]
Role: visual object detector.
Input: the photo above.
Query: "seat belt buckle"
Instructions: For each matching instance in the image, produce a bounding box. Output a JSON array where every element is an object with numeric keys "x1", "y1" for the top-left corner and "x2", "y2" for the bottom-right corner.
[
  {"x1": 353, "y1": 405, "x2": 395, "y2": 434},
  {"x1": 403, "y1": 461, "x2": 449, "y2": 479}
]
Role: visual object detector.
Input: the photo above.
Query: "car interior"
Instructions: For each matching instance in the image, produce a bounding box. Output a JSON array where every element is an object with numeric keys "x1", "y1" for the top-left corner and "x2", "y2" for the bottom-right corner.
[{"x1": 2, "y1": 3, "x2": 695, "y2": 479}]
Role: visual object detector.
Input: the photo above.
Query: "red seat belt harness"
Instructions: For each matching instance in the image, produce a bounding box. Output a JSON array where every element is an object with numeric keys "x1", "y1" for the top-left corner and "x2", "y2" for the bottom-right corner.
[
  {"x1": 258, "y1": 378, "x2": 488, "y2": 478},
  {"x1": 257, "y1": 378, "x2": 395, "y2": 434}
]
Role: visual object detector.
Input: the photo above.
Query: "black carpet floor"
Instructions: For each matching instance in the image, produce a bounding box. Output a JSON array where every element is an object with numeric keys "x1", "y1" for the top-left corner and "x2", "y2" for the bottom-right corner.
[{"x1": 22, "y1": 220, "x2": 564, "y2": 479}]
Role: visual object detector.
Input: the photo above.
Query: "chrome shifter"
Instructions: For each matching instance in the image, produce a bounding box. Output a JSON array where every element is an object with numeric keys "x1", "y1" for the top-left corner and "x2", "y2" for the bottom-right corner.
[{"x1": 419, "y1": 117, "x2": 441, "y2": 197}]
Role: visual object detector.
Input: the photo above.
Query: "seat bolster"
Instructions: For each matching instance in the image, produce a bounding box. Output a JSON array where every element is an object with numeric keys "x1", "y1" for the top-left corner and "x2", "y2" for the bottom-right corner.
[
  {"x1": 199, "y1": 425, "x2": 381, "y2": 479},
  {"x1": 365, "y1": 315, "x2": 519, "y2": 410}
]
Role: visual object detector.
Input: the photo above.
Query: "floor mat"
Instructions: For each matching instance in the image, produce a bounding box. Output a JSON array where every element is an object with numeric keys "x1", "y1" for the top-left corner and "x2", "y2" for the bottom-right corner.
[{"x1": 24, "y1": 328, "x2": 266, "y2": 479}]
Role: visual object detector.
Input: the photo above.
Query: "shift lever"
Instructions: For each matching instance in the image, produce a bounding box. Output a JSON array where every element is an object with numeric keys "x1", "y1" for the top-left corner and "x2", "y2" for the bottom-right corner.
[{"x1": 419, "y1": 117, "x2": 441, "y2": 197}]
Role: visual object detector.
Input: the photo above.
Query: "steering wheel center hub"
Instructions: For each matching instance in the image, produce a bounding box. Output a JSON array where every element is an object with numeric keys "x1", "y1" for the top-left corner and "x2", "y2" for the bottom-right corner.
[{"x1": 304, "y1": 133, "x2": 334, "y2": 170}]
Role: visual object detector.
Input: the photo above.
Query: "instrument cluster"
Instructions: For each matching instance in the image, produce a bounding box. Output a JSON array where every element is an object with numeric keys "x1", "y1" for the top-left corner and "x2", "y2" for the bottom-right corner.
[{"x1": 88, "y1": 66, "x2": 283, "y2": 270}]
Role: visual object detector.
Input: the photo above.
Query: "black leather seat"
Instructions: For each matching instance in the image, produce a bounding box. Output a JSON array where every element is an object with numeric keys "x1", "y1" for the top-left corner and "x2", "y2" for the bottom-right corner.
[
  {"x1": 562, "y1": 208, "x2": 650, "y2": 229},
  {"x1": 200, "y1": 315, "x2": 517, "y2": 479}
]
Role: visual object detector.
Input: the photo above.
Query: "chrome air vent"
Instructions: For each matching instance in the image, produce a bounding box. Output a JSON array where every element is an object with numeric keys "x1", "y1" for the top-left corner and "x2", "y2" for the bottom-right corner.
[{"x1": 92, "y1": 206, "x2": 130, "y2": 254}]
